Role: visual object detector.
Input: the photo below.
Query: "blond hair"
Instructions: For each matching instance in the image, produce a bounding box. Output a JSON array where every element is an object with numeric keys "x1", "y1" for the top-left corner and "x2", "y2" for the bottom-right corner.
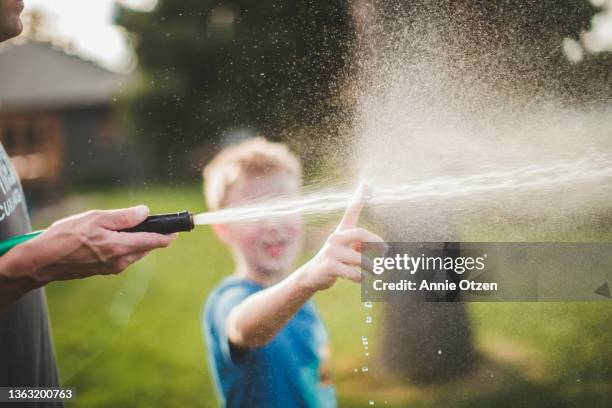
[{"x1": 203, "y1": 137, "x2": 302, "y2": 211}]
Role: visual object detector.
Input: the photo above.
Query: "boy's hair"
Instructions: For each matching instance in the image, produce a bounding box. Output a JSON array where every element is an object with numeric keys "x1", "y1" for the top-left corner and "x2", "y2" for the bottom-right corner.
[{"x1": 203, "y1": 137, "x2": 302, "y2": 211}]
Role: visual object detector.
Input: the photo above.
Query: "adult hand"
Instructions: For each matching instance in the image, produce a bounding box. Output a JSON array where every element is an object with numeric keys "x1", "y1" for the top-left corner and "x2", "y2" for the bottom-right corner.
[{"x1": 8, "y1": 205, "x2": 176, "y2": 286}]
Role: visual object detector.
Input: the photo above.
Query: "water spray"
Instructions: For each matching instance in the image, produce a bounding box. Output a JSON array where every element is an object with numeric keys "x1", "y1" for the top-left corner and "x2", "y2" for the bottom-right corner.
[{"x1": 2, "y1": 152, "x2": 611, "y2": 256}]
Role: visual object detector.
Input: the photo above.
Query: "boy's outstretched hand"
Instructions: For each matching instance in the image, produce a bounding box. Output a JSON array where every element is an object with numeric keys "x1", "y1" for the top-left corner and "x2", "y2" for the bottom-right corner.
[
  {"x1": 226, "y1": 184, "x2": 387, "y2": 348},
  {"x1": 299, "y1": 184, "x2": 387, "y2": 291}
]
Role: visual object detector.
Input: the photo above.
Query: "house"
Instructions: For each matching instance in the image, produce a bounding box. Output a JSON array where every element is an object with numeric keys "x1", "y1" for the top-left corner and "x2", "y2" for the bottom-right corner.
[{"x1": 0, "y1": 40, "x2": 148, "y2": 205}]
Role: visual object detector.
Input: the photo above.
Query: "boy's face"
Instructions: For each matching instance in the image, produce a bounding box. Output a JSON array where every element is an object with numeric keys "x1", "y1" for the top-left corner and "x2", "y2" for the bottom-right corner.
[
  {"x1": 0, "y1": 0, "x2": 24, "y2": 42},
  {"x1": 220, "y1": 172, "x2": 304, "y2": 280}
]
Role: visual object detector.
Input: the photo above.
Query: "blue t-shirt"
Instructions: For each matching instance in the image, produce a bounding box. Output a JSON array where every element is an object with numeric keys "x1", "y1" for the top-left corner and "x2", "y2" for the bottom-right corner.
[{"x1": 203, "y1": 276, "x2": 336, "y2": 408}]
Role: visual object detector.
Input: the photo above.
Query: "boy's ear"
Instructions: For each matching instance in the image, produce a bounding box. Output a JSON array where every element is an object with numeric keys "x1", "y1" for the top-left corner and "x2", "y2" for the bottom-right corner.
[{"x1": 212, "y1": 223, "x2": 230, "y2": 242}]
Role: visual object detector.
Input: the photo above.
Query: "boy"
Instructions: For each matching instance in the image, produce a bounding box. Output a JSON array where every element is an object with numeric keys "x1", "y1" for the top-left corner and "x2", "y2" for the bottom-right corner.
[{"x1": 202, "y1": 138, "x2": 385, "y2": 407}]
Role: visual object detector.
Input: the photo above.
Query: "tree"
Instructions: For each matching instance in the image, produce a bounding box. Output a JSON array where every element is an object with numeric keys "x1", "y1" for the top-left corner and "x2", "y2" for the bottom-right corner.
[{"x1": 117, "y1": 0, "x2": 354, "y2": 177}]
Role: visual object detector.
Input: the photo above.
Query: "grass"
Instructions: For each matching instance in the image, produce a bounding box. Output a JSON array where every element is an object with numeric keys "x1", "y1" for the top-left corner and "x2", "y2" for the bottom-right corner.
[{"x1": 38, "y1": 185, "x2": 612, "y2": 407}]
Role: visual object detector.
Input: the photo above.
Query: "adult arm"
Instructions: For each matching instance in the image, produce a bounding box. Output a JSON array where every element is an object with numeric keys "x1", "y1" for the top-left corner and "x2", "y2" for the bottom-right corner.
[{"x1": 0, "y1": 205, "x2": 176, "y2": 311}]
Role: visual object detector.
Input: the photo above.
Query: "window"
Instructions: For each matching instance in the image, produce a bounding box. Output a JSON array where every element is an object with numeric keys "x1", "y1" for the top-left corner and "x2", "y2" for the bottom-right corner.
[{"x1": 0, "y1": 112, "x2": 63, "y2": 182}]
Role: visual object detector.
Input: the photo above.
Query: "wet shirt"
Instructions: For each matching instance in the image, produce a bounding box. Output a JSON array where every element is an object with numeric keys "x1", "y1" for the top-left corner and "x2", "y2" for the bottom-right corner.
[
  {"x1": 0, "y1": 144, "x2": 61, "y2": 407},
  {"x1": 203, "y1": 276, "x2": 336, "y2": 408}
]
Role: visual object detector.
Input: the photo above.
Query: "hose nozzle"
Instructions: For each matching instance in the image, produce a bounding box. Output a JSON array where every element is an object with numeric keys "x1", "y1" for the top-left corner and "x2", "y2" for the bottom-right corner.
[{"x1": 121, "y1": 211, "x2": 194, "y2": 234}]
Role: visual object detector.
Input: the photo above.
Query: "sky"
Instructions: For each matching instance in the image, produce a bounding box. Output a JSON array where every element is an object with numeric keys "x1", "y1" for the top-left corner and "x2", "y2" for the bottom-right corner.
[{"x1": 24, "y1": 0, "x2": 157, "y2": 71}]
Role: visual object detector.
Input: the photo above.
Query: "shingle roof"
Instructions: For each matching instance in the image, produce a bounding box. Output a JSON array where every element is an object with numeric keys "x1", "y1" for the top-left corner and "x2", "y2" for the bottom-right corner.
[{"x1": 0, "y1": 40, "x2": 128, "y2": 110}]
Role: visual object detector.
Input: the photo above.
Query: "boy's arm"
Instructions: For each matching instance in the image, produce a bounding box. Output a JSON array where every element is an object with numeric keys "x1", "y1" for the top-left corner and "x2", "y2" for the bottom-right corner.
[{"x1": 227, "y1": 185, "x2": 386, "y2": 348}]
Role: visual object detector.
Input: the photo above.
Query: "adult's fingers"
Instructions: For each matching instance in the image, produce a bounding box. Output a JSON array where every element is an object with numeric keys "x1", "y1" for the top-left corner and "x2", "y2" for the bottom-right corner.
[
  {"x1": 98, "y1": 251, "x2": 150, "y2": 275},
  {"x1": 336, "y1": 183, "x2": 368, "y2": 232},
  {"x1": 124, "y1": 251, "x2": 149, "y2": 265},
  {"x1": 96, "y1": 205, "x2": 150, "y2": 231},
  {"x1": 41, "y1": 251, "x2": 152, "y2": 280},
  {"x1": 111, "y1": 231, "x2": 177, "y2": 255}
]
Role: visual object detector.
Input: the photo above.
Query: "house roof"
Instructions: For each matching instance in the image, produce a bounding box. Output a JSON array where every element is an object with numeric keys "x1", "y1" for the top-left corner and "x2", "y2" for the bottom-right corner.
[{"x1": 0, "y1": 41, "x2": 129, "y2": 110}]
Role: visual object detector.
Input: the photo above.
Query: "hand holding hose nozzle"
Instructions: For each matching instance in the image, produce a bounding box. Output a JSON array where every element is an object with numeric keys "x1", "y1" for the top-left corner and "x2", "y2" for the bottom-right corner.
[
  {"x1": 0, "y1": 209, "x2": 194, "y2": 256},
  {"x1": 0, "y1": 205, "x2": 185, "y2": 310}
]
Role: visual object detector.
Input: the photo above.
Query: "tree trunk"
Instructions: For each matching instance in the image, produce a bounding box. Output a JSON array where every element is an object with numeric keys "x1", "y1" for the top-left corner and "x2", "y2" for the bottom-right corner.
[{"x1": 380, "y1": 298, "x2": 476, "y2": 383}]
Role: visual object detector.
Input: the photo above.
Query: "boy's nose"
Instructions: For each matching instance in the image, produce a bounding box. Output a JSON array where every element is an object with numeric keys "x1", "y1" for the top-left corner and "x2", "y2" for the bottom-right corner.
[
  {"x1": 260, "y1": 216, "x2": 297, "y2": 233},
  {"x1": 262, "y1": 222, "x2": 281, "y2": 234},
  {"x1": 261, "y1": 220, "x2": 288, "y2": 236}
]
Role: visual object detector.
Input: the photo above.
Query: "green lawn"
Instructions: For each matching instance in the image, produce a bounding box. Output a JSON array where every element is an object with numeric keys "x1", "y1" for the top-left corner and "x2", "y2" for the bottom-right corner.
[{"x1": 39, "y1": 186, "x2": 612, "y2": 407}]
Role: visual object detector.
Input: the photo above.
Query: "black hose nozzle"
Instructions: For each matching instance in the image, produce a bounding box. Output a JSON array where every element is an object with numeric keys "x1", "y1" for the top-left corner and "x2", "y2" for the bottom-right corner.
[{"x1": 121, "y1": 211, "x2": 194, "y2": 234}]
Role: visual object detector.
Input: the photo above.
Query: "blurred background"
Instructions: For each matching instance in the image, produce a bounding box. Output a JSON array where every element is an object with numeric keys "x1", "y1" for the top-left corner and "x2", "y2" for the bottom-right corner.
[{"x1": 0, "y1": 0, "x2": 611, "y2": 406}]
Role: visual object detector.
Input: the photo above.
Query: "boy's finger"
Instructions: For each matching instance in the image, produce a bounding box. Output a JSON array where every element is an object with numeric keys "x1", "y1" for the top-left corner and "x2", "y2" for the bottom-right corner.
[
  {"x1": 334, "y1": 228, "x2": 388, "y2": 254},
  {"x1": 360, "y1": 254, "x2": 375, "y2": 275},
  {"x1": 334, "y1": 261, "x2": 362, "y2": 284},
  {"x1": 336, "y1": 183, "x2": 368, "y2": 232}
]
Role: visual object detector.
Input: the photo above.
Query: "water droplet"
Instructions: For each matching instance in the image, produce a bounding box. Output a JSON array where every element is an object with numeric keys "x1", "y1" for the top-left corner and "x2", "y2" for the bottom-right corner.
[
  {"x1": 362, "y1": 366, "x2": 369, "y2": 372},
  {"x1": 366, "y1": 316, "x2": 373, "y2": 324},
  {"x1": 364, "y1": 301, "x2": 373, "y2": 308},
  {"x1": 369, "y1": 401, "x2": 375, "y2": 406},
  {"x1": 437, "y1": 349, "x2": 442, "y2": 355}
]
